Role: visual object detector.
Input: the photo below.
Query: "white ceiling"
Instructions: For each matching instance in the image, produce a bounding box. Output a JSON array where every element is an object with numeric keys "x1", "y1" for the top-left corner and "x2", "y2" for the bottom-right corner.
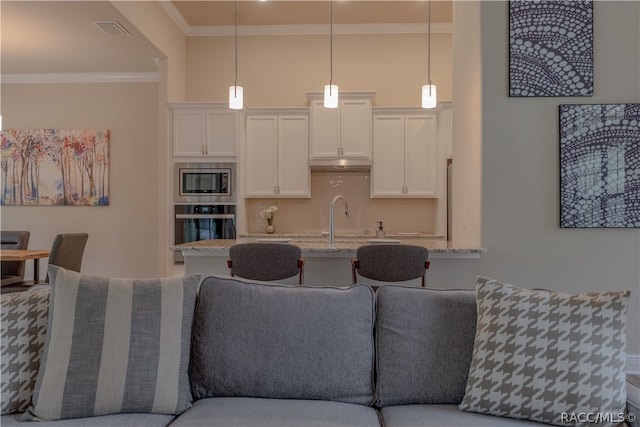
[{"x1": 1, "y1": 1, "x2": 451, "y2": 76}]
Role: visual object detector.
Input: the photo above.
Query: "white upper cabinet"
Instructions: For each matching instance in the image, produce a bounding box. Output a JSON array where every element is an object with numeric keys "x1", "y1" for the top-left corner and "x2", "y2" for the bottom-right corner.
[
  {"x1": 245, "y1": 111, "x2": 309, "y2": 198},
  {"x1": 372, "y1": 110, "x2": 437, "y2": 198},
  {"x1": 171, "y1": 103, "x2": 239, "y2": 158},
  {"x1": 307, "y1": 92, "x2": 374, "y2": 160}
]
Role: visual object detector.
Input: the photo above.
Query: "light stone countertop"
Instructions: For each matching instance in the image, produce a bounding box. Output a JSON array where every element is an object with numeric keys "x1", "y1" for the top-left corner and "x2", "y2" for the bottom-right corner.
[{"x1": 173, "y1": 235, "x2": 486, "y2": 257}]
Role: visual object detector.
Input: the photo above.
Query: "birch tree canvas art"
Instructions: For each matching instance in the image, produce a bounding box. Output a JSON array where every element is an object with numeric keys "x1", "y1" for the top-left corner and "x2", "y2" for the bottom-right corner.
[{"x1": 1, "y1": 129, "x2": 109, "y2": 206}]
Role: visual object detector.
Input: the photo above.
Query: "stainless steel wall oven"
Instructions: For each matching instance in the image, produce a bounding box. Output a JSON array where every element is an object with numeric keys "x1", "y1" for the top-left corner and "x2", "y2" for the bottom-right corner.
[{"x1": 173, "y1": 204, "x2": 236, "y2": 263}]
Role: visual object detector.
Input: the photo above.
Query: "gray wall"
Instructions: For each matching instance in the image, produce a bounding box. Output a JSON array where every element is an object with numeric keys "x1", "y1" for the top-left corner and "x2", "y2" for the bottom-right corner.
[{"x1": 432, "y1": 1, "x2": 640, "y2": 359}]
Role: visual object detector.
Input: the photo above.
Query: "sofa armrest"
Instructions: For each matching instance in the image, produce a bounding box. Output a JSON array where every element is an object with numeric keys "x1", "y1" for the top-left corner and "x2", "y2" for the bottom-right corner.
[{"x1": 627, "y1": 375, "x2": 639, "y2": 427}]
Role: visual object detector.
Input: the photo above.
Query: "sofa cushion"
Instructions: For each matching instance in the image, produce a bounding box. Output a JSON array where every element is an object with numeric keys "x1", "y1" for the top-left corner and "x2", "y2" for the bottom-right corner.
[
  {"x1": 375, "y1": 285, "x2": 477, "y2": 407},
  {"x1": 170, "y1": 397, "x2": 381, "y2": 427},
  {"x1": 459, "y1": 276, "x2": 630, "y2": 426},
  {"x1": 0, "y1": 286, "x2": 50, "y2": 415},
  {"x1": 1, "y1": 413, "x2": 175, "y2": 427},
  {"x1": 190, "y1": 276, "x2": 376, "y2": 405},
  {"x1": 24, "y1": 266, "x2": 200, "y2": 421},
  {"x1": 380, "y1": 404, "x2": 544, "y2": 427}
]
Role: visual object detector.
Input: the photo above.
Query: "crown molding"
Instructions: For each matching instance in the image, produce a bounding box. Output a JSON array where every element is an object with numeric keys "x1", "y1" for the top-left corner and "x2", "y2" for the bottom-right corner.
[
  {"x1": 159, "y1": 1, "x2": 191, "y2": 35},
  {"x1": 1, "y1": 73, "x2": 159, "y2": 84}
]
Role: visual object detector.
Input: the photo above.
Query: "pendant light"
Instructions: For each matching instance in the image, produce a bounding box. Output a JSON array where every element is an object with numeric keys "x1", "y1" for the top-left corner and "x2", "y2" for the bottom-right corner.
[
  {"x1": 422, "y1": 0, "x2": 437, "y2": 109},
  {"x1": 229, "y1": 0, "x2": 243, "y2": 110},
  {"x1": 324, "y1": 0, "x2": 338, "y2": 108}
]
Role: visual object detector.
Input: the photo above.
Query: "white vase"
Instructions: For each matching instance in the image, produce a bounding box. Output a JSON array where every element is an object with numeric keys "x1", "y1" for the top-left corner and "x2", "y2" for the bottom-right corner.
[{"x1": 265, "y1": 224, "x2": 275, "y2": 234}]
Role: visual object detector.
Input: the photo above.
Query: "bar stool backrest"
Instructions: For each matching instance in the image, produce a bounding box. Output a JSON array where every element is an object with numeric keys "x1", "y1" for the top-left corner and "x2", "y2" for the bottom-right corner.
[
  {"x1": 353, "y1": 244, "x2": 429, "y2": 285},
  {"x1": 228, "y1": 243, "x2": 304, "y2": 283}
]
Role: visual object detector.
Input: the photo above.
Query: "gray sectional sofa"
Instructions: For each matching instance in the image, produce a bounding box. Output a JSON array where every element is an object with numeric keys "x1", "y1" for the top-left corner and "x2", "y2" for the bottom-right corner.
[{"x1": 1, "y1": 272, "x2": 638, "y2": 427}]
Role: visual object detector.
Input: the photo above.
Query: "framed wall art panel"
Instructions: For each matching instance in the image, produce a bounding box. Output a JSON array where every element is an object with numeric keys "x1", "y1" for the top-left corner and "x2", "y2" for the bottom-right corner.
[
  {"x1": 509, "y1": 0, "x2": 593, "y2": 97},
  {"x1": 1, "y1": 129, "x2": 110, "y2": 206},
  {"x1": 559, "y1": 104, "x2": 640, "y2": 228}
]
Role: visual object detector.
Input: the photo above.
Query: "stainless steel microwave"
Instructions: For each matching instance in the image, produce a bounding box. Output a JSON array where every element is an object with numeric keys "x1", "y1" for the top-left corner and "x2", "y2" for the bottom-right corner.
[{"x1": 174, "y1": 163, "x2": 236, "y2": 203}]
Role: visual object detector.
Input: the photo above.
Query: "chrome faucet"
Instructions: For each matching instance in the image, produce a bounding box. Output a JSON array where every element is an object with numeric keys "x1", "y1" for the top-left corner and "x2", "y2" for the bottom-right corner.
[{"x1": 329, "y1": 195, "x2": 350, "y2": 245}]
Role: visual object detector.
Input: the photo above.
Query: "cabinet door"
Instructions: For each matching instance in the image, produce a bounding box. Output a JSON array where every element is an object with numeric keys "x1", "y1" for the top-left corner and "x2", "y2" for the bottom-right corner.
[
  {"x1": 309, "y1": 99, "x2": 340, "y2": 158},
  {"x1": 206, "y1": 113, "x2": 236, "y2": 157},
  {"x1": 371, "y1": 115, "x2": 405, "y2": 197},
  {"x1": 405, "y1": 115, "x2": 437, "y2": 197},
  {"x1": 246, "y1": 116, "x2": 277, "y2": 196},
  {"x1": 277, "y1": 115, "x2": 310, "y2": 197},
  {"x1": 341, "y1": 99, "x2": 372, "y2": 159},
  {"x1": 173, "y1": 111, "x2": 206, "y2": 156}
]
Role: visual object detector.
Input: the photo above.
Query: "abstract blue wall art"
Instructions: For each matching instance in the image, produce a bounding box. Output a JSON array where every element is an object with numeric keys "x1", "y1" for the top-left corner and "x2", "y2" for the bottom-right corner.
[
  {"x1": 560, "y1": 104, "x2": 640, "y2": 228},
  {"x1": 510, "y1": 0, "x2": 593, "y2": 97}
]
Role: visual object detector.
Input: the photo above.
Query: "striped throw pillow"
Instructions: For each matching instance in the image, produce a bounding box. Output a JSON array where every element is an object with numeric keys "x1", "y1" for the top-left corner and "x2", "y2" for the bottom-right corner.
[{"x1": 23, "y1": 266, "x2": 200, "y2": 421}]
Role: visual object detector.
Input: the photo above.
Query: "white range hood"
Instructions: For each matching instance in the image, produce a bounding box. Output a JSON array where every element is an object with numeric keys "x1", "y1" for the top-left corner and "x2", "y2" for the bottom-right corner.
[{"x1": 309, "y1": 158, "x2": 371, "y2": 172}]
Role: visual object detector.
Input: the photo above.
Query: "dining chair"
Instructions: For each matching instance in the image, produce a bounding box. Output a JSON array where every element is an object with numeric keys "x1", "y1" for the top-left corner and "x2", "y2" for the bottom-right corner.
[
  {"x1": 227, "y1": 243, "x2": 304, "y2": 284},
  {"x1": 1, "y1": 231, "x2": 31, "y2": 287},
  {"x1": 44, "y1": 233, "x2": 89, "y2": 280},
  {"x1": 351, "y1": 244, "x2": 430, "y2": 287},
  {"x1": 1, "y1": 233, "x2": 88, "y2": 293}
]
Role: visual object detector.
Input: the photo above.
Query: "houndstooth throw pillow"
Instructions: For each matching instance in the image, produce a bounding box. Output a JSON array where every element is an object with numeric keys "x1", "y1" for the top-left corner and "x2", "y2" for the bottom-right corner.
[
  {"x1": 459, "y1": 276, "x2": 629, "y2": 426},
  {"x1": 1, "y1": 287, "x2": 50, "y2": 415}
]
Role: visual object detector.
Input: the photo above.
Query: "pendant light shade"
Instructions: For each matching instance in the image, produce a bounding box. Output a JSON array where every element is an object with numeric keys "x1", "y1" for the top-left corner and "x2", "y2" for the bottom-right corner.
[
  {"x1": 422, "y1": 84, "x2": 437, "y2": 109},
  {"x1": 324, "y1": 84, "x2": 339, "y2": 108},
  {"x1": 422, "y1": 0, "x2": 437, "y2": 109},
  {"x1": 229, "y1": 0, "x2": 243, "y2": 110},
  {"x1": 229, "y1": 85, "x2": 243, "y2": 110},
  {"x1": 324, "y1": 0, "x2": 338, "y2": 109}
]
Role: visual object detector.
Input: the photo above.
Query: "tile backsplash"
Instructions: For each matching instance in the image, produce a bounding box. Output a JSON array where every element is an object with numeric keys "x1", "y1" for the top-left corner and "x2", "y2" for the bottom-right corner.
[{"x1": 245, "y1": 172, "x2": 437, "y2": 235}]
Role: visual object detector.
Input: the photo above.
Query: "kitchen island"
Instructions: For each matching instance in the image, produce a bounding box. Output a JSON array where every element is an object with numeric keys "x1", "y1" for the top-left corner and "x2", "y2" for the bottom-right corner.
[{"x1": 174, "y1": 235, "x2": 486, "y2": 286}]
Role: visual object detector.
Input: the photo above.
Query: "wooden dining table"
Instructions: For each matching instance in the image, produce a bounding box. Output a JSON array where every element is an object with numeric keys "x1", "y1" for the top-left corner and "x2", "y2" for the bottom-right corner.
[{"x1": 0, "y1": 249, "x2": 50, "y2": 282}]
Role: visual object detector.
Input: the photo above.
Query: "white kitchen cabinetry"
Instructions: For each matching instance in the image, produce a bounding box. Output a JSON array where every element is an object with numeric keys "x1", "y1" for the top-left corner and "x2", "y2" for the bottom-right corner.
[
  {"x1": 245, "y1": 112, "x2": 309, "y2": 197},
  {"x1": 171, "y1": 103, "x2": 239, "y2": 158},
  {"x1": 372, "y1": 111, "x2": 437, "y2": 197},
  {"x1": 307, "y1": 92, "x2": 375, "y2": 160}
]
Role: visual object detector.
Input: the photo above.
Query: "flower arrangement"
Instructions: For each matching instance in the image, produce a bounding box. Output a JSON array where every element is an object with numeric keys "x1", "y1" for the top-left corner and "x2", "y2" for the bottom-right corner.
[{"x1": 260, "y1": 205, "x2": 278, "y2": 225}]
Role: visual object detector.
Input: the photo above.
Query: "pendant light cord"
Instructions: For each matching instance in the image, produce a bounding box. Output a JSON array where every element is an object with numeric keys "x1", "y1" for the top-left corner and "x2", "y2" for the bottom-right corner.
[
  {"x1": 329, "y1": 0, "x2": 333, "y2": 94},
  {"x1": 234, "y1": 0, "x2": 238, "y2": 95},
  {"x1": 427, "y1": 0, "x2": 432, "y2": 89}
]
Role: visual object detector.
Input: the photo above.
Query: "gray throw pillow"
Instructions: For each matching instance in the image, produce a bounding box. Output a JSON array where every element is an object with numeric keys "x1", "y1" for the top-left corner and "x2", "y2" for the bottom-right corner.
[
  {"x1": 1, "y1": 287, "x2": 50, "y2": 415},
  {"x1": 459, "y1": 276, "x2": 629, "y2": 426},
  {"x1": 190, "y1": 276, "x2": 376, "y2": 405},
  {"x1": 23, "y1": 266, "x2": 200, "y2": 421}
]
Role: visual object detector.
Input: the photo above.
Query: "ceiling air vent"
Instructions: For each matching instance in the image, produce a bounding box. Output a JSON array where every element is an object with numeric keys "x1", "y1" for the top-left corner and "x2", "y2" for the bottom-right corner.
[{"x1": 93, "y1": 20, "x2": 131, "y2": 36}]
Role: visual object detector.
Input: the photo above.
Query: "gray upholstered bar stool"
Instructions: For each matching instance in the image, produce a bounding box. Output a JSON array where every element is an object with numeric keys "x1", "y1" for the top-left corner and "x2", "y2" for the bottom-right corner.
[
  {"x1": 227, "y1": 243, "x2": 305, "y2": 284},
  {"x1": 1, "y1": 231, "x2": 31, "y2": 286},
  {"x1": 351, "y1": 244, "x2": 430, "y2": 287}
]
